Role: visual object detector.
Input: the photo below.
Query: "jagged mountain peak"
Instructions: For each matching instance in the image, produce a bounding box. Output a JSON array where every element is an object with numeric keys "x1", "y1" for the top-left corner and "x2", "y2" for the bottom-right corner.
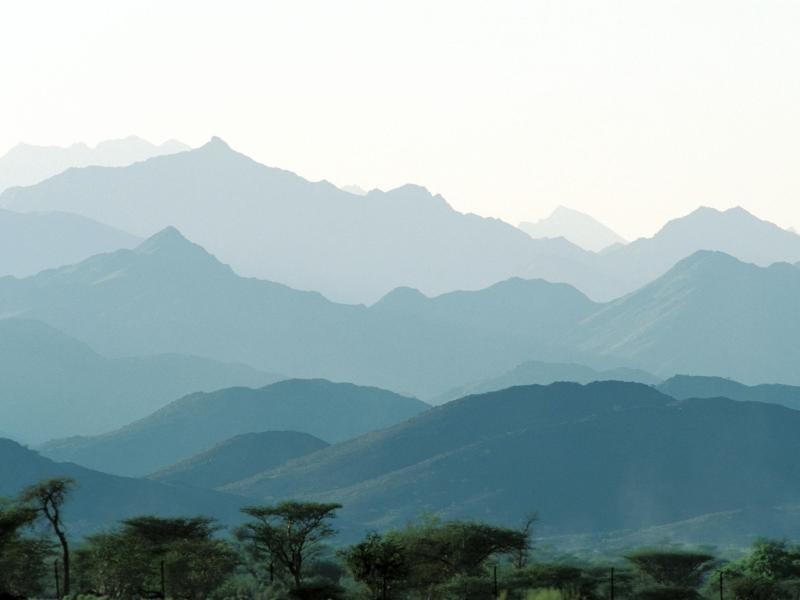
[
  {"x1": 519, "y1": 206, "x2": 626, "y2": 252},
  {"x1": 135, "y1": 226, "x2": 200, "y2": 254}
]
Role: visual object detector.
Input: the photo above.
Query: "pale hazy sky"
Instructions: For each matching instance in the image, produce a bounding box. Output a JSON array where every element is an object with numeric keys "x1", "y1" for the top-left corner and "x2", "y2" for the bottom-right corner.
[{"x1": 2, "y1": 1, "x2": 799, "y2": 239}]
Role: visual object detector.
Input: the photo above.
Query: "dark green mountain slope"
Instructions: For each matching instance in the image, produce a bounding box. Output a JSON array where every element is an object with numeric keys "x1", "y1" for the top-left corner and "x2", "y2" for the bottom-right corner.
[
  {"x1": 436, "y1": 359, "x2": 660, "y2": 403},
  {"x1": 224, "y1": 382, "x2": 800, "y2": 542},
  {"x1": 658, "y1": 375, "x2": 800, "y2": 411},
  {"x1": 0, "y1": 228, "x2": 599, "y2": 398},
  {"x1": 149, "y1": 431, "x2": 328, "y2": 489},
  {"x1": 0, "y1": 439, "x2": 246, "y2": 536},
  {"x1": 0, "y1": 318, "x2": 281, "y2": 443},
  {"x1": 41, "y1": 379, "x2": 428, "y2": 477}
]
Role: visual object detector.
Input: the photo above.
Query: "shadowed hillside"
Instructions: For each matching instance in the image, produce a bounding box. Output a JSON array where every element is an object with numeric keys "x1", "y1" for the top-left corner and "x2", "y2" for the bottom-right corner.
[
  {"x1": 0, "y1": 318, "x2": 281, "y2": 443},
  {"x1": 149, "y1": 431, "x2": 328, "y2": 489},
  {"x1": 0, "y1": 438, "x2": 246, "y2": 536},
  {"x1": 222, "y1": 382, "x2": 800, "y2": 541},
  {"x1": 41, "y1": 379, "x2": 428, "y2": 477}
]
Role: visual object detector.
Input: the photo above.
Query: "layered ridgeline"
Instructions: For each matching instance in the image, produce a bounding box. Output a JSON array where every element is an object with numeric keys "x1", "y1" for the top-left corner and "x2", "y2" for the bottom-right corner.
[
  {"x1": 570, "y1": 251, "x2": 800, "y2": 385},
  {"x1": 595, "y1": 205, "x2": 800, "y2": 297},
  {"x1": 4, "y1": 137, "x2": 800, "y2": 302},
  {"x1": 436, "y1": 359, "x2": 660, "y2": 403},
  {"x1": 41, "y1": 379, "x2": 428, "y2": 476},
  {"x1": 0, "y1": 438, "x2": 246, "y2": 537},
  {"x1": 218, "y1": 382, "x2": 800, "y2": 546},
  {"x1": 0, "y1": 136, "x2": 189, "y2": 193},
  {"x1": 519, "y1": 206, "x2": 627, "y2": 252},
  {"x1": 0, "y1": 228, "x2": 599, "y2": 398},
  {"x1": 149, "y1": 431, "x2": 329, "y2": 489},
  {"x1": 658, "y1": 375, "x2": 800, "y2": 411},
  {"x1": 0, "y1": 209, "x2": 140, "y2": 277},
  {"x1": 2, "y1": 226, "x2": 799, "y2": 392},
  {"x1": 0, "y1": 137, "x2": 601, "y2": 304},
  {"x1": 0, "y1": 319, "x2": 281, "y2": 443}
]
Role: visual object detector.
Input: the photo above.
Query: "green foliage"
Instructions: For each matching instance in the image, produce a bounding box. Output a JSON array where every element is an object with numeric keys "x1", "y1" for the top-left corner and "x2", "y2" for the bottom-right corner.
[
  {"x1": 74, "y1": 515, "x2": 237, "y2": 598},
  {"x1": 20, "y1": 476, "x2": 75, "y2": 596},
  {"x1": 0, "y1": 499, "x2": 52, "y2": 597},
  {"x1": 704, "y1": 538, "x2": 800, "y2": 600},
  {"x1": 633, "y1": 585, "x2": 700, "y2": 599},
  {"x1": 523, "y1": 590, "x2": 573, "y2": 600},
  {"x1": 625, "y1": 549, "x2": 715, "y2": 589},
  {"x1": 342, "y1": 531, "x2": 410, "y2": 599},
  {"x1": 238, "y1": 501, "x2": 341, "y2": 589}
]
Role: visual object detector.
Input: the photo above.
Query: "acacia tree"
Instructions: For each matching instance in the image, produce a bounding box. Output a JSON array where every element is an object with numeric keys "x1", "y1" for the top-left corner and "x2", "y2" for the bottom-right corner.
[
  {"x1": 0, "y1": 500, "x2": 51, "y2": 597},
  {"x1": 343, "y1": 532, "x2": 409, "y2": 600},
  {"x1": 21, "y1": 477, "x2": 75, "y2": 596},
  {"x1": 238, "y1": 501, "x2": 341, "y2": 590},
  {"x1": 75, "y1": 515, "x2": 236, "y2": 598},
  {"x1": 626, "y1": 549, "x2": 715, "y2": 598}
]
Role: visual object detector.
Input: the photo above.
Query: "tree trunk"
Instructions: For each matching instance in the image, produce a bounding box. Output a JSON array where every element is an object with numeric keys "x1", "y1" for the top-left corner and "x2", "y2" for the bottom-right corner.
[{"x1": 57, "y1": 531, "x2": 70, "y2": 596}]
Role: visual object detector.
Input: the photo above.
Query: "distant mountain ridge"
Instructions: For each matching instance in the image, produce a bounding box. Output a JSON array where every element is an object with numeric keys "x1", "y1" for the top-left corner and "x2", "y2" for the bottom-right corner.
[
  {"x1": 149, "y1": 431, "x2": 329, "y2": 489},
  {"x1": 570, "y1": 250, "x2": 800, "y2": 384},
  {"x1": 0, "y1": 318, "x2": 282, "y2": 443},
  {"x1": 0, "y1": 438, "x2": 246, "y2": 537},
  {"x1": 0, "y1": 208, "x2": 140, "y2": 277},
  {"x1": 436, "y1": 359, "x2": 661, "y2": 403},
  {"x1": 519, "y1": 206, "x2": 627, "y2": 252},
  {"x1": 220, "y1": 381, "x2": 800, "y2": 545},
  {"x1": 4, "y1": 138, "x2": 800, "y2": 302},
  {"x1": 658, "y1": 375, "x2": 800, "y2": 411},
  {"x1": 595, "y1": 206, "x2": 800, "y2": 296},
  {"x1": 0, "y1": 136, "x2": 189, "y2": 193},
  {"x1": 41, "y1": 379, "x2": 429, "y2": 476},
  {"x1": 0, "y1": 228, "x2": 602, "y2": 398},
  {"x1": 0, "y1": 137, "x2": 605, "y2": 304}
]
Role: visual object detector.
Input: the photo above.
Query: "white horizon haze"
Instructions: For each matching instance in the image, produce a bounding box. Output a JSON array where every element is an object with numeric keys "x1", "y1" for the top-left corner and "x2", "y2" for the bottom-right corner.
[{"x1": 2, "y1": 1, "x2": 800, "y2": 240}]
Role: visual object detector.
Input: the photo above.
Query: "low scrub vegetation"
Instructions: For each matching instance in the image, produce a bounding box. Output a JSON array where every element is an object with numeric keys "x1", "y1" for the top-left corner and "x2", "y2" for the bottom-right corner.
[{"x1": 2, "y1": 477, "x2": 798, "y2": 599}]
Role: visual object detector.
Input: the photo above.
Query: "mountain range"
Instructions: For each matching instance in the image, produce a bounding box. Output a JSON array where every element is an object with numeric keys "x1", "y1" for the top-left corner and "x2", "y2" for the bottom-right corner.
[
  {"x1": 5, "y1": 381, "x2": 800, "y2": 546},
  {"x1": 570, "y1": 251, "x2": 800, "y2": 384},
  {"x1": 2, "y1": 223, "x2": 799, "y2": 396},
  {"x1": 0, "y1": 136, "x2": 189, "y2": 193},
  {"x1": 0, "y1": 209, "x2": 140, "y2": 278},
  {"x1": 0, "y1": 438, "x2": 246, "y2": 537},
  {"x1": 149, "y1": 431, "x2": 329, "y2": 489},
  {"x1": 0, "y1": 228, "x2": 602, "y2": 398},
  {"x1": 657, "y1": 375, "x2": 800, "y2": 411},
  {"x1": 40, "y1": 379, "x2": 428, "y2": 476},
  {"x1": 4, "y1": 138, "x2": 800, "y2": 303},
  {"x1": 436, "y1": 360, "x2": 661, "y2": 403},
  {"x1": 0, "y1": 138, "x2": 601, "y2": 303},
  {"x1": 518, "y1": 205, "x2": 627, "y2": 252},
  {"x1": 219, "y1": 381, "x2": 800, "y2": 545},
  {"x1": 0, "y1": 318, "x2": 281, "y2": 443}
]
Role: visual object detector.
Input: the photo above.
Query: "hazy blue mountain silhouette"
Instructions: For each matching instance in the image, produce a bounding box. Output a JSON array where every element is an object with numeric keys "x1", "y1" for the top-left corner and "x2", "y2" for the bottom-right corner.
[
  {"x1": 40, "y1": 379, "x2": 428, "y2": 477},
  {"x1": 435, "y1": 359, "x2": 661, "y2": 403},
  {"x1": 6, "y1": 140, "x2": 800, "y2": 302},
  {"x1": 0, "y1": 208, "x2": 140, "y2": 277},
  {"x1": 519, "y1": 205, "x2": 627, "y2": 252},
  {"x1": 658, "y1": 375, "x2": 800, "y2": 411},
  {"x1": 594, "y1": 206, "x2": 800, "y2": 298},
  {"x1": 0, "y1": 438, "x2": 246, "y2": 537},
  {"x1": 570, "y1": 251, "x2": 800, "y2": 384},
  {"x1": 149, "y1": 431, "x2": 329, "y2": 489},
  {"x1": 0, "y1": 319, "x2": 282, "y2": 443},
  {"x1": 0, "y1": 228, "x2": 601, "y2": 398},
  {"x1": 223, "y1": 382, "x2": 800, "y2": 544},
  {"x1": 0, "y1": 136, "x2": 188, "y2": 193},
  {"x1": 0, "y1": 137, "x2": 606, "y2": 303}
]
